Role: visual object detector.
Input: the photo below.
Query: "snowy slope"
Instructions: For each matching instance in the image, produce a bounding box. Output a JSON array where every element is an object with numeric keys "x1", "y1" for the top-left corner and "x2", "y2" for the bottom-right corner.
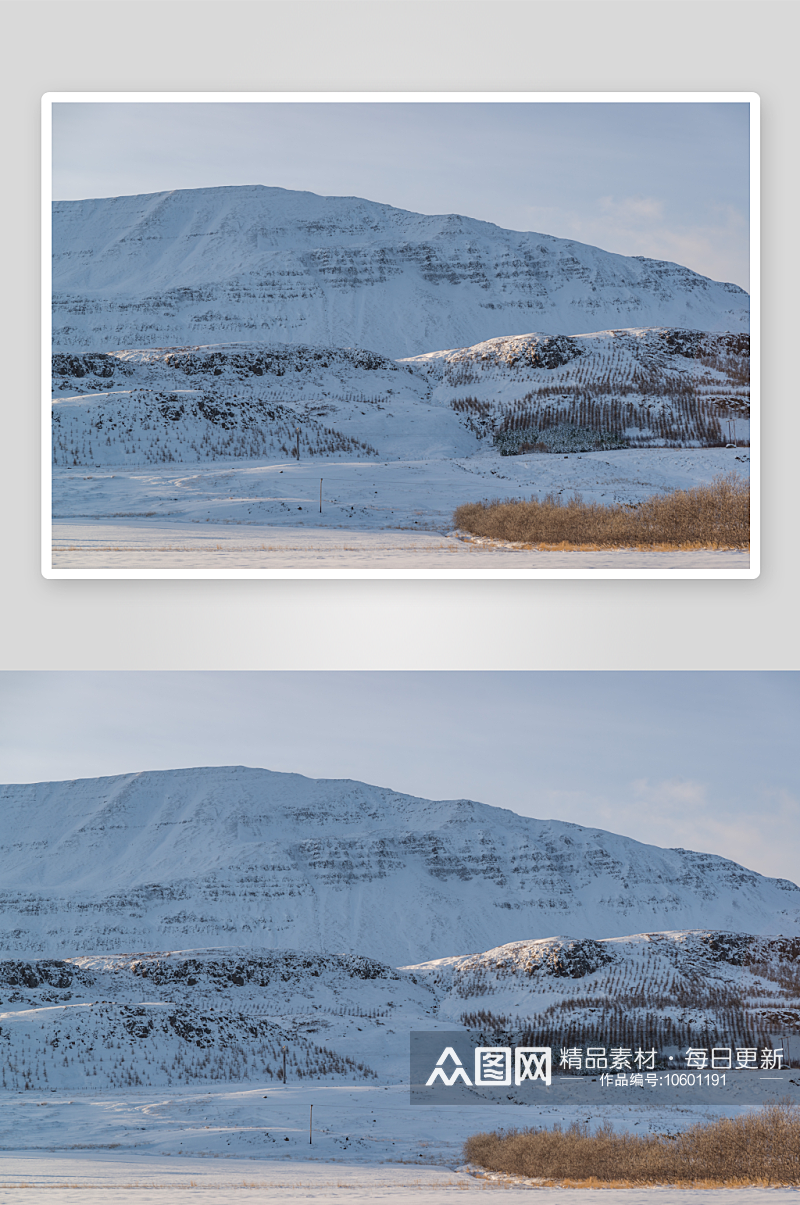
[
  {"x1": 0, "y1": 949, "x2": 426, "y2": 1091},
  {"x1": 50, "y1": 329, "x2": 749, "y2": 471},
  {"x1": 52, "y1": 186, "x2": 750, "y2": 357},
  {"x1": 1, "y1": 932, "x2": 797, "y2": 1092},
  {"x1": 0, "y1": 768, "x2": 796, "y2": 961},
  {"x1": 408, "y1": 930, "x2": 800, "y2": 1052},
  {"x1": 404, "y1": 327, "x2": 750, "y2": 448},
  {"x1": 51, "y1": 342, "x2": 474, "y2": 468}
]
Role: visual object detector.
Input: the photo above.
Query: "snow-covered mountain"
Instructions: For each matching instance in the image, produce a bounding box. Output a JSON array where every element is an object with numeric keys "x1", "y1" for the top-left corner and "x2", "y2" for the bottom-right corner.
[
  {"x1": 1, "y1": 767, "x2": 796, "y2": 962},
  {"x1": 52, "y1": 185, "x2": 749, "y2": 357}
]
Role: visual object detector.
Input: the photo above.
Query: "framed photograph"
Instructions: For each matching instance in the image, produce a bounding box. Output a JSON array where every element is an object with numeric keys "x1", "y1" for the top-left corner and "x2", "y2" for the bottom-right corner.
[{"x1": 43, "y1": 92, "x2": 758, "y2": 579}]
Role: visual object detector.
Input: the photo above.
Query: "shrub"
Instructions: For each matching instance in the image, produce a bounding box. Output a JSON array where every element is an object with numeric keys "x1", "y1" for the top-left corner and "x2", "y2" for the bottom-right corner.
[
  {"x1": 464, "y1": 1104, "x2": 800, "y2": 1186},
  {"x1": 453, "y1": 472, "x2": 749, "y2": 550}
]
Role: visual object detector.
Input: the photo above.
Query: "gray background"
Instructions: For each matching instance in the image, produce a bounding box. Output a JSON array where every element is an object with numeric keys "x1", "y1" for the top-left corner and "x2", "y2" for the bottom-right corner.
[{"x1": 1, "y1": 0, "x2": 797, "y2": 670}]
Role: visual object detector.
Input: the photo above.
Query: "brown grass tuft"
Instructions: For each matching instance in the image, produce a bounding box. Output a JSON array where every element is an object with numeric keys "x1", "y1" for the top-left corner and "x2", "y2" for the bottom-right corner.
[
  {"x1": 454, "y1": 471, "x2": 749, "y2": 550},
  {"x1": 464, "y1": 1103, "x2": 800, "y2": 1186}
]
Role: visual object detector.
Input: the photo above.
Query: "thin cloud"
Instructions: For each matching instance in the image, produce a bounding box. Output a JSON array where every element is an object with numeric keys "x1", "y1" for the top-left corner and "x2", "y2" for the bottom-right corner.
[
  {"x1": 523, "y1": 198, "x2": 749, "y2": 288},
  {"x1": 581, "y1": 779, "x2": 799, "y2": 884},
  {"x1": 599, "y1": 195, "x2": 666, "y2": 222}
]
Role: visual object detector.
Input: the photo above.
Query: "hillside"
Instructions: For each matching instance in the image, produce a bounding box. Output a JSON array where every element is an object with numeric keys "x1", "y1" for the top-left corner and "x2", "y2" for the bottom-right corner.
[
  {"x1": 51, "y1": 342, "x2": 473, "y2": 468},
  {"x1": 0, "y1": 767, "x2": 795, "y2": 962},
  {"x1": 409, "y1": 930, "x2": 800, "y2": 1054},
  {"x1": 1, "y1": 932, "x2": 797, "y2": 1091},
  {"x1": 52, "y1": 185, "x2": 750, "y2": 358},
  {"x1": 0, "y1": 949, "x2": 419, "y2": 1090},
  {"x1": 51, "y1": 328, "x2": 749, "y2": 470},
  {"x1": 405, "y1": 327, "x2": 750, "y2": 450}
]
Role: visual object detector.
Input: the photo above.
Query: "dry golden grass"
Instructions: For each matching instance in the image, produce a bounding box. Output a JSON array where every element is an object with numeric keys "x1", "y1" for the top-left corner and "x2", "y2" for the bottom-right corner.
[
  {"x1": 464, "y1": 1104, "x2": 800, "y2": 1186},
  {"x1": 454, "y1": 471, "x2": 749, "y2": 550}
]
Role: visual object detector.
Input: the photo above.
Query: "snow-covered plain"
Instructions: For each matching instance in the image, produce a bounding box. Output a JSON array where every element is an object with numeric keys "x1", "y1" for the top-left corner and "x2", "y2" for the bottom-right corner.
[
  {"x1": 50, "y1": 447, "x2": 751, "y2": 574},
  {"x1": 1, "y1": 1083, "x2": 799, "y2": 1202}
]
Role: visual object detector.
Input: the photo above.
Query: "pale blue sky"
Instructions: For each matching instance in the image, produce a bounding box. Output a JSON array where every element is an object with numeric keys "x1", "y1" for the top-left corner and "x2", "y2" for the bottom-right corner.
[
  {"x1": 1, "y1": 671, "x2": 793, "y2": 882},
  {"x1": 51, "y1": 100, "x2": 751, "y2": 288}
]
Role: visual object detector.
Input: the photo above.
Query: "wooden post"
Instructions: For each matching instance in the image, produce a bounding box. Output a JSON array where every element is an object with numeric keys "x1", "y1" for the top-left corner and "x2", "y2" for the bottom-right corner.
[
  {"x1": 319, "y1": 479, "x2": 323, "y2": 514},
  {"x1": 282, "y1": 1045, "x2": 287, "y2": 1085},
  {"x1": 309, "y1": 1103, "x2": 313, "y2": 1144},
  {"x1": 295, "y1": 427, "x2": 300, "y2": 461}
]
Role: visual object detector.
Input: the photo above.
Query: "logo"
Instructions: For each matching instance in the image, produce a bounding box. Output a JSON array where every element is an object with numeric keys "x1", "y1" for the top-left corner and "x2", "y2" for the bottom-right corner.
[
  {"x1": 410, "y1": 1031, "x2": 786, "y2": 1107},
  {"x1": 425, "y1": 1046, "x2": 472, "y2": 1086},
  {"x1": 424, "y1": 1044, "x2": 551, "y2": 1088}
]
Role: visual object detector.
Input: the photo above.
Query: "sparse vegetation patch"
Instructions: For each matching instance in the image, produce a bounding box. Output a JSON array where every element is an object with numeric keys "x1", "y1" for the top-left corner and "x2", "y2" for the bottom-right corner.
[{"x1": 493, "y1": 423, "x2": 630, "y2": 455}]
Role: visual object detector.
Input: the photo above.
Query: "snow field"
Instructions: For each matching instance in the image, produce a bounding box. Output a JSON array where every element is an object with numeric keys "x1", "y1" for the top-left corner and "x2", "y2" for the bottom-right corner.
[
  {"x1": 1, "y1": 1085, "x2": 798, "y2": 1202},
  {"x1": 50, "y1": 447, "x2": 751, "y2": 523},
  {"x1": 50, "y1": 448, "x2": 751, "y2": 573}
]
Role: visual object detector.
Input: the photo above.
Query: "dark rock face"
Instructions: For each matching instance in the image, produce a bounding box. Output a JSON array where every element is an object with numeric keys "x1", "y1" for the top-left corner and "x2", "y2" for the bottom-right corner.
[
  {"x1": 0, "y1": 959, "x2": 97, "y2": 1006},
  {"x1": 127, "y1": 951, "x2": 398, "y2": 989},
  {"x1": 0, "y1": 959, "x2": 87, "y2": 991},
  {"x1": 470, "y1": 333, "x2": 583, "y2": 371},
  {"x1": 525, "y1": 335, "x2": 583, "y2": 370},
  {"x1": 52, "y1": 343, "x2": 397, "y2": 391},
  {"x1": 699, "y1": 931, "x2": 755, "y2": 965},
  {"x1": 661, "y1": 330, "x2": 750, "y2": 360},
  {"x1": 51, "y1": 352, "x2": 128, "y2": 379},
  {"x1": 521, "y1": 937, "x2": 614, "y2": 978},
  {"x1": 162, "y1": 345, "x2": 396, "y2": 378}
]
